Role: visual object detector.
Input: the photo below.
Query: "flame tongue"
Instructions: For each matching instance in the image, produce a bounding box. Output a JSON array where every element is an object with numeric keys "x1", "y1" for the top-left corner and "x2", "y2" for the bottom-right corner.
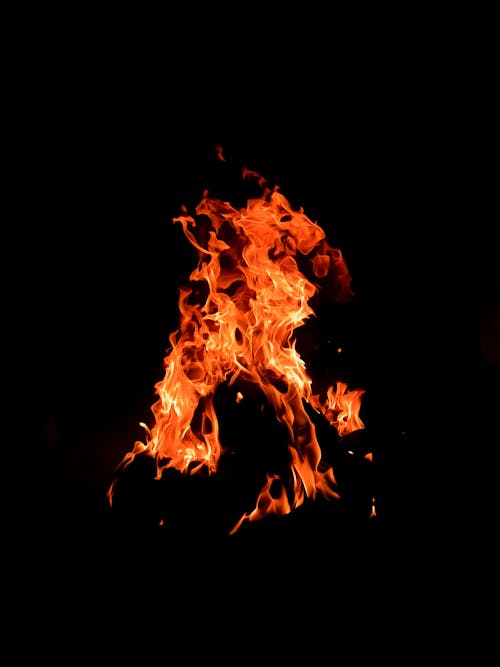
[{"x1": 111, "y1": 167, "x2": 365, "y2": 533}]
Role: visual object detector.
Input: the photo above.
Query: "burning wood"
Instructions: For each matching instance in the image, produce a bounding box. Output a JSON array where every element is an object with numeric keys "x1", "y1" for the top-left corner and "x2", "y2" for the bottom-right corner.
[{"x1": 108, "y1": 150, "x2": 371, "y2": 535}]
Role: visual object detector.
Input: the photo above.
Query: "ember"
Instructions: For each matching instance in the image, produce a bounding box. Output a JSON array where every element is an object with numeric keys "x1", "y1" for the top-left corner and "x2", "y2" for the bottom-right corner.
[{"x1": 108, "y1": 149, "x2": 372, "y2": 536}]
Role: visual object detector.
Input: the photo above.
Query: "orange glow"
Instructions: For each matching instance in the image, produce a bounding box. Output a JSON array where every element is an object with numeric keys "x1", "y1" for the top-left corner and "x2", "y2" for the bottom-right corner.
[
  {"x1": 311, "y1": 381, "x2": 365, "y2": 437},
  {"x1": 108, "y1": 161, "x2": 366, "y2": 532}
]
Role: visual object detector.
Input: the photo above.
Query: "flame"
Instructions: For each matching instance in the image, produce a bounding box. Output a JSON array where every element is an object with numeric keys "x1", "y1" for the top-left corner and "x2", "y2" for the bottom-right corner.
[
  {"x1": 108, "y1": 160, "x2": 367, "y2": 532},
  {"x1": 311, "y1": 381, "x2": 365, "y2": 437}
]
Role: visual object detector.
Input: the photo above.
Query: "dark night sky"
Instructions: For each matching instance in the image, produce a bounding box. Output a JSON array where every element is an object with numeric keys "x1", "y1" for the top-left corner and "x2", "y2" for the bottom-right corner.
[
  {"x1": 8, "y1": 15, "x2": 499, "y2": 657},
  {"x1": 14, "y1": 25, "x2": 498, "y2": 635}
]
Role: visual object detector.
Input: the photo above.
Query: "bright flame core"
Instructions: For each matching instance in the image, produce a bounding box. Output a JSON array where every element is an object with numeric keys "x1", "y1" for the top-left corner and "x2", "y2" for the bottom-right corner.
[{"x1": 109, "y1": 165, "x2": 366, "y2": 533}]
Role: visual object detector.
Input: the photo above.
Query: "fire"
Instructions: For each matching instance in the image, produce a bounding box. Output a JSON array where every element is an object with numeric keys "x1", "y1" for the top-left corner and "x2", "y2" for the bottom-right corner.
[
  {"x1": 312, "y1": 381, "x2": 366, "y2": 437},
  {"x1": 108, "y1": 156, "x2": 367, "y2": 534}
]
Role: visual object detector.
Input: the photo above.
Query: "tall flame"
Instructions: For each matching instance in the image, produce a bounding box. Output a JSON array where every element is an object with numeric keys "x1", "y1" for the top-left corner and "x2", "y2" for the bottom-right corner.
[{"x1": 109, "y1": 159, "x2": 366, "y2": 533}]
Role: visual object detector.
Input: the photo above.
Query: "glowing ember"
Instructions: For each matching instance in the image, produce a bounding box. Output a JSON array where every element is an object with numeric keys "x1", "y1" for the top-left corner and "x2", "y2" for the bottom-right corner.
[{"x1": 108, "y1": 154, "x2": 368, "y2": 534}]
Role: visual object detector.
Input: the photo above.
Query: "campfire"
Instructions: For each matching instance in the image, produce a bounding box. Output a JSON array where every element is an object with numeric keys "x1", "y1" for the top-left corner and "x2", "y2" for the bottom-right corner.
[{"x1": 107, "y1": 148, "x2": 375, "y2": 542}]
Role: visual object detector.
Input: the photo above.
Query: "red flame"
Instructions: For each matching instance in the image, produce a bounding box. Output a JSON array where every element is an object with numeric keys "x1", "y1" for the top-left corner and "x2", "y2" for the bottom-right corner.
[{"x1": 108, "y1": 159, "x2": 367, "y2": 533}]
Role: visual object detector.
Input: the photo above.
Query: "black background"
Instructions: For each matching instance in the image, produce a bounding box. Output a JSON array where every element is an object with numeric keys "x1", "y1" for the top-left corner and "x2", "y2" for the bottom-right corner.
[{"x1": 12, "y1": 14, "x2": 498, "y2": 652}]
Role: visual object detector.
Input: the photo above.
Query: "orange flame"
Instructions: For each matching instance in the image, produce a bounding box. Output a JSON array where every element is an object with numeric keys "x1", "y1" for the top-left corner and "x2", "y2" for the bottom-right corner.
[
  {"x1": 108, "y1": 161, "x2": 366, "y2": 532},
  {"x1": 312, "y1": 381, "x2": 366, "y2": 437}
]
